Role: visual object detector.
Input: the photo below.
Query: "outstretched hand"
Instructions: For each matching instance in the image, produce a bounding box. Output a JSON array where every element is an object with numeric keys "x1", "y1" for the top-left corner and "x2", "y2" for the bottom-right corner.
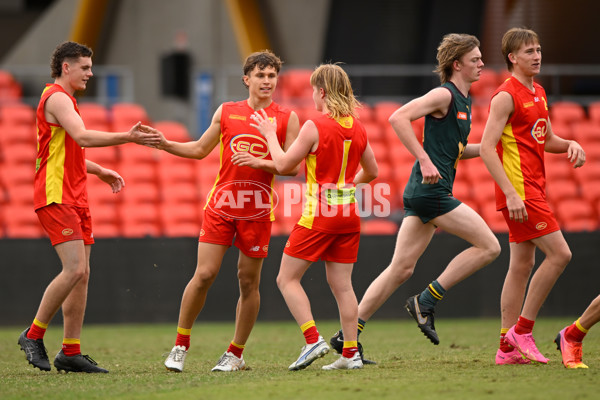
[
  {"x1": 128, "y1": 122, "x2": 162, "y2": 147},
  {"x1": 250, "y1": 109, "x2": 277, "y2": 138},
  {"x1": 567, "y1": 140, "x2": 586, "y2": 168},
  {"x1": 97, "y1": 167, "x2": 125, "y2": 193}
]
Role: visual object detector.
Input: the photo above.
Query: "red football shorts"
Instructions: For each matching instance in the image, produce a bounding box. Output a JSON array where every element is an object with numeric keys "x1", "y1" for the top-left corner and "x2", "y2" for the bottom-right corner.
[
  {"x1": 501, "y1": 197, "x2": 560, "y2": 243},
  {"x1": 199, "y1": 210, "x2": 272, "y2": 258},
  {"x1": 284, "y1": 224, "x2": 360, "y2": 263},
  {"x1": 36, "y1": 203, "x2": 94, "y2": 246}
]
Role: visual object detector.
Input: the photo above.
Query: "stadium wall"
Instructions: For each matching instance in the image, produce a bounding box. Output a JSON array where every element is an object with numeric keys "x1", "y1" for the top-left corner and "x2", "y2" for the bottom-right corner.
[{"x1": 1, "y1": 233, "x2": 597, "y2": 326}]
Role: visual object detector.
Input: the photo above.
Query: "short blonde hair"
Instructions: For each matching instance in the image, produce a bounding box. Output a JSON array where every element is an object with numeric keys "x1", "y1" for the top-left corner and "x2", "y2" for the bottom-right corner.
[
  {"x1": 502, "y1": 27, "x2": 540, "y2": 71},
  {"x1": 310, "y1": 64, "x2": 359, "y2": 119},
  {"x1": 434, "y1": 33, "x2": 480, "y2": 83}
]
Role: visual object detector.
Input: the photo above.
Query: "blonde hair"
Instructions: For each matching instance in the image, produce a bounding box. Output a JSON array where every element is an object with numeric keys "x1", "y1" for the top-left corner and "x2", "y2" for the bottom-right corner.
[
  {"x1": 310, "y1": 64, "x2": 359, "y2": 119},
  {"x1": 502, "y1": 27, "x2": 540, "y2": 71},
  {"x1": 434, "y1": 33, "x2": 480, "y2": 83}
]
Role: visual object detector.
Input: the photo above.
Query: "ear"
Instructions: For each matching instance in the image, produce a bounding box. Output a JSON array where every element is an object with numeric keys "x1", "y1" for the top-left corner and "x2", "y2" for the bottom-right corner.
[
  {"x1": 319, "y1": 87, "x2": 326, "y2": 98},
  {"x1": 453, "y1": 59, "x2": 461, "y2": 71},
  {"x1": 62, "y1": 61, "x2": 70, "y2": 75},
  {"x1": 508, "y1": 53, "x2": 516, "y2": 64},
  {"x1": 242, "y1": 74, "x2": 250, "y2": 86}
]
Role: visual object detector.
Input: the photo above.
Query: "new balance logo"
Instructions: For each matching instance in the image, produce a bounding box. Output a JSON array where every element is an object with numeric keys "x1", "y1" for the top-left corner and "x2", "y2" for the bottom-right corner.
[{"x1": 249, "y1": 246, "x2": 260, "y2": 252}]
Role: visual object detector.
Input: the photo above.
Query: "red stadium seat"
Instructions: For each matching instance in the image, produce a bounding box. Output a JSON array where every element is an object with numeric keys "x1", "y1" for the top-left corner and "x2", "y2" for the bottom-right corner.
[
  {"x1": 0, "y1": 124, "x2": 36, "y2": 146},
  {"x1": 588, "y1": 101, "x2": 600, "y2": 125},
  {"x1": 157, "y1": 160, "x2": 197, "y2": 185},
  {"x1": 361, "y1": 218, "x2": 398, "y2": 235},
  {"x1": 90, "y1": 203, "x2": 121, "y2": 238},
  {"x1": 356, "y1": 103, "x2": 374, "y2": 123},
  {"x1": 554, "y1": 198, "x2": 598, "y2": 232},
  {"x1": 0, "y1": 70, "x2": 22, "y2": 102},
  {"x1": 373, "y1": 101, "x2": 402, "y2": 124},
  {"x1": 545, "y1": 178, "x2": 579, "y2": 205},
  {"x1": 277, "y1": 69, "x2": 313, "y2": 104},
  {"x1": 1, "y1": 142, "x2": 36, "y2": 165},
  {"x1": 549, "y1": 101, "x2": 586, "y2": 125},
  {"x1": 0, "y1": 102, "x2": 34, "y2": 126},
  {"x1": 571, "y1": 121, "x2": 600, "y2": 145},
  {"x1": 78, "y1": 102, "x2": 111, "y2": 131},
  {"x1": 154, "y1": 120, "x2": 193, "y2": 142},
  {"x1": 3, "y1": 203, "x2": 44, "y2": 238},
  {"x1": 479, "y1": 202, "x2": 508, "y2": 233},
  {"x1": 118, "y1": 142, "x2": 160, "y2": 165},
  {"x1": 86, "y1": 146, "x2": 119, "y2": 166},
  {"x1": 119, "y1": 203, "x2": 161, "y2": 237},
  {"x1": 120, "y1": 181, "x2": 160, "y2": 205},
  {"x1": 111, "y1": 103, "x2": 151, "y2": 131},
  {"x1": 545, "y1": 154, "x2": 575, "y2": 180},
  {"x1": 160, "y1": 181, "x2": 201, "y2": 206},
  {"x1": 160, "y1": 202, "x2": 201, "y2": 237}
]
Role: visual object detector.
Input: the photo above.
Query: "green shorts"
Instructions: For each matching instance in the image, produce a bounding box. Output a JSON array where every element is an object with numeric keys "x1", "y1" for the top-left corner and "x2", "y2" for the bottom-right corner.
[{"x1": 403, "y1": 194, "x2": 462, "y2": 224}]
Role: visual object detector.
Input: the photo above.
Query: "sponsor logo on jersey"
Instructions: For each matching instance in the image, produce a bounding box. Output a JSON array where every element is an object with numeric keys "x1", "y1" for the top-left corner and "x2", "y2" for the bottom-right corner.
[
  {"x1": 530, "y1": 118, "x2": 548, "y2": 144},
  {"x1": 285, "y1": 240, "x2": 291, "y2": 248},
  {"x1": 523, "y1": 101, "x2": 534, "y2": 108},
  {"x1": 200, "y1": 229, "x2": 206, "y2": 236},
  {"x1": 535, "y1": 222, "x2": 548, "y2": 230},
  {"x1": 249, "y1": 246, "x2": 260, "y2": 252},
  {"x1": 230, "y1": 133, "x2": 269, "y2": 159},
  {"x1": 229, "y1": 114, "x2": 247, "y2": 121},
  {"x1": 457, "y1": 111, "x2": 467, "y2": 120},
  {"x1": 208, "y1": 180, "x2": 278, "y2": 220},
  {"x1": 62, "y1": 228, "x2": 74, "y2": 236},
  {"x1": 262, "y1": 245, "x2": 269, "y2": 252}
]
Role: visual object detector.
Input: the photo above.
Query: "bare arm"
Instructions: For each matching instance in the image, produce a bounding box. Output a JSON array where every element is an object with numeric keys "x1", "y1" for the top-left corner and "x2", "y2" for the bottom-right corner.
[
  {"x1": 231, "y1": 110, "x2": 301, "y2": 175},
  {"x1": 46, "y1": 92, "x2": 160, "y2": 147},
  {"x1": 156, "y1": 105, "x2": 222, "y2": 159},
  {"x1": 250, "y1": 109, "x2": 317, "y2": 175},
  {"x1": 354, "y1": 142, "x2": 378, "y2": 184},
  {"x1": 86, "y1": 159, "x2": 125, "y2": 193},
  {"x1": 461, "y1": 143, "x2": 480, "y2": 159},
  {"x1": 388, "y1": 87, "x2": 452, "y2": 184},
  {"x1": 480, "y1": 91, "x2": 527, "y2": 222},
  {"x1": 544, "y1": 120, "x2": 585, "y2": 168}
]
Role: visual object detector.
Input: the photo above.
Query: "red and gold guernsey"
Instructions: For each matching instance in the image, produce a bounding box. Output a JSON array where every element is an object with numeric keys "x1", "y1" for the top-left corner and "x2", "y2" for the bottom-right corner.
[
  {"x1": 205, "y1": 100, "x2": 290, "y2": 222},
  {"x1": 492, "y1": 77, "x2": 549, "y2": 210},
  {"x1": 298, "y1": 114, "x2": 367, "y2": 233},
  {"x1": 34, "y1": 84, "x2": 88, "y2": 210}
]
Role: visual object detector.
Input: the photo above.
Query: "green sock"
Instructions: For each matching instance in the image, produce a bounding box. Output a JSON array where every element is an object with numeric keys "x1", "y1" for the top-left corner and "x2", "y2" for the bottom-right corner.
[
  {"x1": 357, "y1": 318, "x2": 367, "y2": 339},
  {"x1": 418, "y1": 280, "x2": 446, "y2": 308}
]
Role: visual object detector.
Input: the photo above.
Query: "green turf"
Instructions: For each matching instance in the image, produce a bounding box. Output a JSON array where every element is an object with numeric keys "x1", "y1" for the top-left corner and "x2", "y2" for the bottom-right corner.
[{"x1": 1, "y1": 318, "x2": 598, "y2": 400}]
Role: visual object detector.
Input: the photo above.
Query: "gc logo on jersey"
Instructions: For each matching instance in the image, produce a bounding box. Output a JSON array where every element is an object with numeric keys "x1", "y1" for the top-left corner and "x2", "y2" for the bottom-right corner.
[
  {"x1": 230, "y1": 134, "x2": 269, "y2": 159},
  {"x1": 530, "y1": 118, "x2": 548, "y2": 144}
]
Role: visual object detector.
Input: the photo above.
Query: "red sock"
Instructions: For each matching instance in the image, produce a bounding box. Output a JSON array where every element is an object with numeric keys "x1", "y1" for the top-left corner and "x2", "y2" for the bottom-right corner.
[
  {"x1": 227, "y1": 341, "x2": 244, "y2": 358},
  {"x1": 565, "y1": 322, "x2": 587, "y2": 343},
  {"x1": 342, "y1": 346, "x2": 358, "y2": 359},
  {"x1": 27, "y1": 320, "x2": 47, "y2": 340},
  {"x1": 514, "y1": 316, "x2": 535, "y2": 335},
  {"x1": 62, "y1": 341, "x2": 81, "y2": 356},
  {"x1": 303, "y1": 326, "x2": 319, "y2": 344},
  {"x1": 175, "y1": 327, "x2": 191, "y2": 350},
  {"x1": 499, "y1": 333, "x2": 513, "y2": 353}
]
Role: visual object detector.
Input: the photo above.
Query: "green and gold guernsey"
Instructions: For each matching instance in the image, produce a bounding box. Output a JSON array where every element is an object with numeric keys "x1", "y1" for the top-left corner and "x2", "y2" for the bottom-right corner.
[{"x1": 403, "y1": 81, "x2": 471, "y2": 198}]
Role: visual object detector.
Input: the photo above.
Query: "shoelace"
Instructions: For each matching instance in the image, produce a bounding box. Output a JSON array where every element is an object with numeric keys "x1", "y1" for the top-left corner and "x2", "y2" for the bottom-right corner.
[
  {"x1": 570, "y1": 344, "x2": 583, "y2": 363},
  {"x1": 523, "y1": 334, "x2": 542, "y2": 355},
  {"x1": 82, "y1": 354, "x2": 98, "y2": 365},
  {"x1": 25, "y1": 340, "x2": 49, "y2": 360},
  {"x1": 171, "y1": 348, "x2": 185, "y2": 362}
]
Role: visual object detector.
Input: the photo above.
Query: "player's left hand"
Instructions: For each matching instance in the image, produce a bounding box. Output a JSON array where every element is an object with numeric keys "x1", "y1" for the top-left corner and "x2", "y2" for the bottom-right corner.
[
  {"x1": 567, "y1": 140, "x2": 585, "y2": 168},
  {"x1": 250, "y1": 109, "x2": 277, "y2": 138},
  {"x1": 97, "y1": 168, "x2": 125, "y2": 193},
  {"x1": 231, "y1": 151, "x2": 262, "y2": 169}
]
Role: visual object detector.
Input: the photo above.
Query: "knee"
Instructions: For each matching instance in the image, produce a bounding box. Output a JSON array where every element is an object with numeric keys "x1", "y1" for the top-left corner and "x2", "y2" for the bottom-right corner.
[
  {"x1": 191, "y1": 267, "x2": 218, "y2": 289},
  {"x1": 238, "y1": 272, "x2": 260, "y2": 294},
  {"x1": 484, "y1": 239, "x2": 502, "y2": 263},
  {"x1": 388, "y1": 262, "x2": 415, "y2": 285},
  {"x1": 552, "y1": 248, "x2": 572, "y2": 271}
]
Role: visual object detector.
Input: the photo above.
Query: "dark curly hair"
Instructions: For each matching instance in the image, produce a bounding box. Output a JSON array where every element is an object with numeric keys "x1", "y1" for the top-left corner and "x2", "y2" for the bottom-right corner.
[
  {"x1": 50, "y1": 41, "x2": 93, "y2": 78},
  {"x1": 241, "y1": 50, "x2": 282, "y2": 88}
]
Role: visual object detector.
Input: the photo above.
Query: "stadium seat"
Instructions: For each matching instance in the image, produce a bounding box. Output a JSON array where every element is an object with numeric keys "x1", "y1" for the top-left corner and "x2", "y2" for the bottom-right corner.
[
  {"x1": 362, "y1": 121, "x2": 384, "y2": 143},
  {"x1": 356, "y1": 103, "x2": 374, "y2": 123},
  {"x1": 277, "y1": 69, "x2": 313, "y2": 104},
  {"x1": 90, "y1": 203, "x2": 121, "y2": 238},
  {"x1": 545, "y1": 178, "x2": 579, "y2": 205},
  {"x1": 549, "y1": 121, "x2": 574, "y2": 140},
  {"x1": 3, "y1": 203, "x2": 44, "y2": 238},
  {"x1": 160, "y1": 202, "x2": 201, "y2": 237},
  {"x1": 119, "y1": 203, "x2": 161, "y2": 237},
  {"x1": 452, "y1": 179, "x2": 473, "y2": 203},
  {"x1": 580, "y1": 179, "x2": 600, "y2": 206},
  {"x1": 361, "y1": 218, "x2": 398, "y2": 235},
  {"x1": 118, "y1": 142, "x2": 160, "y2": 165},
  {"x1": 470, "y1": 69, "x2": 500, "y2": 104},
  {"x1": 479, "y1": 202, "x2": 508, "y2": 233},
  {"x1": 78, "y1": 102, "x2": 111, "y2": 131},
  {"x1": 111, "y1": 103, "x2": 151, "y2": 131},
  {"x1": 0, "y1": 102, "x2": 35, "y2": 126},
  {"x1": 0, "y1": 124, "x2": 36, "y2": 146},
  {"x1": 373, "y1": 101, "x2": 402, "y2": 124},
  {"x1": 2, "y1": 142, "x2": 36, "y2": 165},
  {"x1": 86, "y1": 146, "x2": 119, "y2": 166},
  {"x1": 549, "y1": 101, "x2": 586, "y2": 125},
  {"x1": 160, "y1": 181, "x2": 201, "y2": 206},
  {"x1": 545, "y1": 154, "x2": 575, "y2": 180},
  {"x1": 471, "y1": 104, "x2": 489, "y2": 125},
  {"x1": 554, "y1": 198, "x2": 598, "y2": 232},
  {"x1": 469, "y1": 121, "x2": 485, "y2": 143},
  {"x1": 157, "y1": 160, "x2": 197, "y2": 184},
  {"x1": 6, "y1": 183, "x2": 33, "y2": 205},
  {"x1": 154, "y1": 120, "x2": 193, "y2": 142},
  {"x1": 120, "y1": 181, "x2": 161, "y2": 205},
  {"x1": 588, "y1": 101, "x2": 600, "y2": 125},
  {"x1": 0, "y1": 70, "x2": 22, "y2": 102},
  {"x1": 0, "y1": 163, "x2": 34, "y2": 187},
  {"x1": 571, "y1": 121, "x2": 600, "y2": 145}
]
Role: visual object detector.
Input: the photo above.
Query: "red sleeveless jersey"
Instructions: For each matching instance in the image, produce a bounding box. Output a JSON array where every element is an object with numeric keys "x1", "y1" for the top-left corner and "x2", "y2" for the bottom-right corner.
[
  {"x1": 491, "y1": 77, "x2": 549, "y2": 210},
  {"x1": 204, "y1": 100, "x2": 291, "y2": 222},
  {"x1": 34, "y1": 84, "x2": 88, "y2": 210},
  {"x1": 298, "y1": 114, "x2": 367, "y2": 233}
]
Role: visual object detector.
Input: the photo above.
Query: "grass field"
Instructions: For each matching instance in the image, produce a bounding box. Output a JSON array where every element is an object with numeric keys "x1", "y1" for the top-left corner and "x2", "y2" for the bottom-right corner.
[{"x1": 1, "y1": 318, "x2": 598, "y2": 400}]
